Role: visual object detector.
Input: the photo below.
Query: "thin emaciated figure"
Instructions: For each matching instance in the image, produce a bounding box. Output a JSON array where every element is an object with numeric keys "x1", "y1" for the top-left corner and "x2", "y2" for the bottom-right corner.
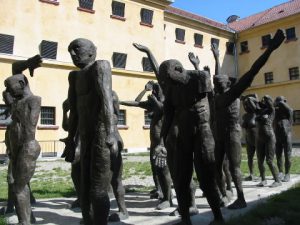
[
  {"x1": 274, "y1": 96, "x2": 293, "y2": 182},
  {"x1": 247, "y1": 95, "x2": 281, "y2": 187},
  {"x1": 241, "y1": 94, "x2": 258, "y2": 181},
  {"x1": 211, "y1": 29, "x2": 285, "y2": 209},
  {"x1": 63, "y1": 38, "x2": 119, "y2": 225},
  {"x1": 132, "y1": 43, "x2": 223, "y2": 225},
  {"x1": 120, "y1": 80, "x2": 173, "y2": 210}
]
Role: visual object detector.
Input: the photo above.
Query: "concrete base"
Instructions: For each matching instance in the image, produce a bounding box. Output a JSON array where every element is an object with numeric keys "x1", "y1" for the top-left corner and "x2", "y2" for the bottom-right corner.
[{"x1": 3, "y1": 175, "x2": 300, "y2": 225}]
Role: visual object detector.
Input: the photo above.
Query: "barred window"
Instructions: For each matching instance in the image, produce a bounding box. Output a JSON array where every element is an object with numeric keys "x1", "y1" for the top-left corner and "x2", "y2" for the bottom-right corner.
[
  {"x1": 293, "y1": 110, "x2": 300, "y2": 124},
  {"x1": 0, "y1": 105, "x2": 8, "y2": 121},
  {"x1": 175, "y1": 28, "x2": 185, "y2": 42},
  {"x1": 261, "y1": 34, "x2": 271, "y2": 47},
  {"x1": 40, "y1": 40, "x2": 58, "y2": 59},
  {"x1": 240, "y1": 41, "x2": 248, "y2": 53},
  {"x1": 211, "y1": 38, "x2": 220, "y2": 49},
  {"x1": 226, "y1": 42, "x2": 235, "y2": 55},
  {"x1": 79, "y1": 0, "x2": 94, "y2": 10},
  {"x1": 112, "y1": 1, "x2": 125, "y2": 17},
  {"x1": 140, "y1": 8, "x2": 153, "y2": 25},
  {"x1": 40, "y1": 107, "x2": 55, "y2": 125},
  {"x1": 142, "y1": 57, "x2": 153, "y2": 72},
  {"x1": 286, "y1": 27, "x2": 296, "y2": 40},
  {"x1": 144, "y1": 111, "x2": 152, "y2": 126},
  {"x1": 112, "y1": 52, "x2": 127, "y2": 69},
  {"x1": 264, "y1": 72, "x2": 273, "y2": 84},
  {"x1": 118, "y1": 110, "x2": 126, "y2": 126},
  {"x1": 194, "y1": 33, "x2": 203, "y2": 46},
  {"x1": 289, "y1": 67, "x2": 299, "y2": 80},
  {"x1": 0, "y1": 34, "x2": 14, "y2": 54}
]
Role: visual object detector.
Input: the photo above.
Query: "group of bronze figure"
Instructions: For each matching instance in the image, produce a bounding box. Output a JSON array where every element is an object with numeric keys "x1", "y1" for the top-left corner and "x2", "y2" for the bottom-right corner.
[{"x1": 0, "y1": 29, "x2": 294, "y2": 225}]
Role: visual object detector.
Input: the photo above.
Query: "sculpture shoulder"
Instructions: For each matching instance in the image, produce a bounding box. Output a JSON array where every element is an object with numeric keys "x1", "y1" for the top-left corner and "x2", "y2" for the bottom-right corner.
[
  {"x1": 94, "y1": 60, "x2": 111, "y2": 71},
  {"x1": 27, "y1": 95, "x2": 41, "y2": 105},
  {"x1": 68, "y1": 70, "x2": 78, "y2": 82}
]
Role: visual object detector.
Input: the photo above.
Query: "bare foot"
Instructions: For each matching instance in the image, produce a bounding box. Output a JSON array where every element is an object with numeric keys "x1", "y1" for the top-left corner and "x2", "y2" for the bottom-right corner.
[
  {"x1": 270, "y1": 181, "x2": 282, "y2": 188},
  {"x1": 227, "y1": 198, "x2": 247, "y2": 209},
  {"x1": 257, "y1": 180, "x2": 267, "y2": 187},
  {"x1": 156, "y1": 200, "x2": 170, "y2": 210},
  {"x1": 108, "y1": 212, "x2": 129, "y2": 221}
]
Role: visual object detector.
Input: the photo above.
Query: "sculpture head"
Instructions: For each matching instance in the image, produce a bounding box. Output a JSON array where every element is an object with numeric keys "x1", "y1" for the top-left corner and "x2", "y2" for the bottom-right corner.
[
  {"x1": 274, "y1": 96, "x2": 286, "y2": 107},
  {"x1": 4, "y1": 74, "x2": 29, "y2": 99},
  {"x1": 242, "y1": 94, "x2": 258, "y2": 113},
  {"x1": 213, "y1": 74, "x2": 231, "y2": 93},
  {"x1": 261, "y1": 95, "x2": 273, "y2": 108},
  {"x1": 159, "y1": 59, "x2": 187, "y2": 88},
  {"x1": 68, "y1": 38, "x2": 97, "y2": 69}
]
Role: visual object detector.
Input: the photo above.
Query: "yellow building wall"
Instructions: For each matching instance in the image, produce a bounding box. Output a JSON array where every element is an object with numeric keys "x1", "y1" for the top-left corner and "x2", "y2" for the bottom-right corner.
[{"x1": 237, "y1": 14, "x2": 300, "y2": 142}]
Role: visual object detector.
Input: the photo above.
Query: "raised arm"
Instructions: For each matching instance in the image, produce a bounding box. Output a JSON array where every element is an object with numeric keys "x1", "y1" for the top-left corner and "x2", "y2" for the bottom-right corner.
[
  {"x1": 217, "y1": 29, "x2": 285, "y2": 108},
  {"x1": 211, "y1": 43, "x2": 220, "y2": 75},
  {"x1": 12, "y1": 55, "x2": 42, "y2": 76},
  {"x1": 135, "y1": 81, "x2": 154, "y2": 102},
  {"x1": 188, "y1": 52, "x2": 200, "y2": 70}
]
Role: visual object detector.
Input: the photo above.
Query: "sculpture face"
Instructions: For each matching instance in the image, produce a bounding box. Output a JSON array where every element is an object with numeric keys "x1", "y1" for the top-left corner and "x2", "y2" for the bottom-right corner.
[
  {"x1": 213, "y1": 75, "x2": 230, "y2": 94},
  {"x1": 5, "y1": 75, "x2": 26, "y2": 98},
  {"x1": 68, "y1": 38, "x2": 96, "y2": 69},
  {"x1": 159, "y1": 60, "x2": 187, "y2": 86}
]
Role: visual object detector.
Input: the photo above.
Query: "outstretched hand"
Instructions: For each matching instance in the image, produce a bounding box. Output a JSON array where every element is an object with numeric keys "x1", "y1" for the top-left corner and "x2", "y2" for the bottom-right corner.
[
  {"x1": 60, "y1": 137, "x2": 76, "y2": 163},
  {"x1": 211, "y1": 43, "x2": 219, "y2": 58},
  {"x1": 27, "y1": 54, "x2": 42, "y2": 77},
  {"x1": 268, "y1": 29, "x2": 285, "y2": 51},
  {"x1": 145, "y1": 80, "x2": 154, "y2": 91},
  {"x1": 106, "y1": 133, "x2": 119, "y2": 157},
  {"x1": 188, "y1": 52, "x2": 200, "y2": 67},
  {"x1": 133, "y1": 43, "x2": 149, "y2": 53},
  {"x1": 153, "y1": 145, "x2": 167, "y2": 168}
]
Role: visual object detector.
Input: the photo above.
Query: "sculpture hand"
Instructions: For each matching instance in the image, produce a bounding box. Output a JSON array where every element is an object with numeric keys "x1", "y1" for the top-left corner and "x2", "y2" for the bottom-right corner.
[
  {"x1": 188, "y1": 52, "x2": 200, "y2": 67},
  {"x1": 106, "y1": 134, "x2": 119, "y2": 157},
  {"x1": 153, "y1": 145, "x2": 167, "y2": 168},
  {"x1": 211, "y1": 43, "x2": 219, "y2": 58},
  {"x1": 62, "y1": 99, "x2": 70, "y2": 112},
  {"x1": 203, "y1": 66, "x2": 210, "y2": 73},
  {"x1": 133, "y1": 43, "x2": 149, "y2": 53},
  {"x1": 60, "y1": 137, "x2": 76, "y2": 163},
  {"x1": 268, "y1": 29, "x2": 285, "y2": 51},
  {"x1": 145, "y1": 80, "x2": 154, "y2": 91},
  {"x1": 27, "y1": 54, "x2": 43, "y2": 77}
]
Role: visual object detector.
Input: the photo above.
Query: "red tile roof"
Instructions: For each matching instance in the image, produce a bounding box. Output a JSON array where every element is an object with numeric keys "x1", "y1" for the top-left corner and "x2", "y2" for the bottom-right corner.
[
  {"x1": 229, "y1": 0, "x2": 300, "y2": 32},
  {"x1": 165, "y1": 6, "x2": 233, "y2": 32}
]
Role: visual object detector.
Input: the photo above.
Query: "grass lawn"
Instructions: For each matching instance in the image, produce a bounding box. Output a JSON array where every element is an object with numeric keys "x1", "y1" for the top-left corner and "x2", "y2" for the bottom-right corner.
[
  {"x1": 226, "y1": 182, "x2": 300, "y2": 225},
  {"x1": 0, "y1": 216, "x2": 5, "y2": 225}
]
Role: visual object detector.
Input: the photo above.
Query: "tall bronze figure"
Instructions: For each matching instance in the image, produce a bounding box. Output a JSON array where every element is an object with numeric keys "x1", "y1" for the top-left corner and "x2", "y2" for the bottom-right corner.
[
  {"x1": 4, "y1": 74, "x2": 41, "y2": 225},
  {"x1": 241, "y1": 94, "x2": 258, "y2": 181},
  {"x1": 274, "y1": 96, "x2": 293, "y2": 182},
  {"x1": 211, "y1": 29, "x2": 285, "y2": 209},
  {"x1": 63, "y1": 38, "x2": 118, "y2": 225}
]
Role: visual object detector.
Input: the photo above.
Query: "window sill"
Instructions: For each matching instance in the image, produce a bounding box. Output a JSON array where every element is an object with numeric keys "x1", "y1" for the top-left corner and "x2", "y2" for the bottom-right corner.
[
  {"x1": 239, "y1": 50, "x2": 250, "y2": 55},
  {"x1": 285, "y1": 38, "x2": 298, "y2": 43},
  {"x1": 143, "y1": 125, "x2": 150, "y2": 129},
  {"x1": 140, "y1": 22, "x2": 153, "y2": 28},
  {"x1": 77, "y1": 7, "x2": 95, "y2": 14},
  {"x1": 175, "y1": 40, "x2": 186, "y2": 44},
  {"x1": 0, "y1": 126, "x2": 7, "y2": 130},
  {"x1": 110, "y1": 15, "x2": 126, "y2": 21},
  {"x1": 37, "y1": 125, "x2": 59, "y2": 130},
  {"x1": 194, "y1": 44, "x2": 203, "y2": 48},
  {"x1": 117, "y1": 125, "x2": 129, "y2": 130},
  {"x1": 39, "y1": 0, "x2": 59, "y2": 6}
]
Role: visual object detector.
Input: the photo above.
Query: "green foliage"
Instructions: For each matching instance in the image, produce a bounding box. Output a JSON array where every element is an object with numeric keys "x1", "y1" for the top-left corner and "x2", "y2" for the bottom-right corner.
[
  {"x1": 123, "y1": 161, "x2": 152, "y2": 179},
  {"x1": 0, "y1": 216, "x2": 6, "y2": 225}
]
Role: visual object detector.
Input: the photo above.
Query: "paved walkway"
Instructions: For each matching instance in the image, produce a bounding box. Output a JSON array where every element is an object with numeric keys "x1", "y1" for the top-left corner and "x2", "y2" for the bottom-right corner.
[{"x1": 3, "y1": 175, "x2": 300, "y2": 225}]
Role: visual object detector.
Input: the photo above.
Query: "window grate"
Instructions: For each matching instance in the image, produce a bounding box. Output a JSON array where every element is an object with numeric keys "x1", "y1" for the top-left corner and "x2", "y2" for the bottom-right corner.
[
  {"x1": 40, "y1": 40, "x2": 58, "y2": 59},
  {"x1": 293, "y1": 110, "x2": 300, "y2": 124},
  {"x1": 264, "y1": 72, "x2": 273, "y2": 84},
  {"x1": 118, "y1": 109, "x2": 126, "y2": 126},
  {"x1": 211, "y1": 38, "x2": 220, "y2": 49},
  {"x1": 261, "y1": 34, "x2": 271, "y2": 47},
  {"x1": 140, "y1": 8, "x2": 153, "y2": 25},
  {"x1": 144, "y1": 111, "x2": 152, "y2": 126},
  {"x1": 142, "y1": 57, "x2": 153, "y2": 72},
  {"x1": 240, "y1": 41, "x2": 248, "y2": 53},
  {"x1": 40, "y1": 107, "x2": 55, "y2": 125},
  {"x1": 0, "y1": 34, "x2": 14, "y2": 54},
  {"x1": 175, "y1": 28, "x2": 185, "y2": 42},
  {"x1": 226, "y1": 42, "x2": 235, "y2": 55},
  {"x1": 289, "y1": 67, "x2": 299, "y2": 80},
  {"x1": 112, "y1": 1, "x2": 125, "y2": 17},
  {"x1": 286, "y1": 27, "x2": 296, "y2": 40},
  {"x1": 194, "y1": 33, "x2": 203, "y2": 46},
  {"x1": 79, "y1": 0, "x2": 94, "y2": 10},
  {"x1": 112, "y1": 52, "x2": 127, "y2": 69}
]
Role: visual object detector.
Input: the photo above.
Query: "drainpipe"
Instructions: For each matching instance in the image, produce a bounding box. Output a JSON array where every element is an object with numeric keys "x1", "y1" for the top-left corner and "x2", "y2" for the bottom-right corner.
[{"x1": 233, "y1": 32, "x2": 239, "y2": 79}]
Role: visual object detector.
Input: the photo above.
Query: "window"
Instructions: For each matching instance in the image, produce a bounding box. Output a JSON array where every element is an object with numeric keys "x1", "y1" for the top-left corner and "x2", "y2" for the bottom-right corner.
[
  {"x1": 264, "y1": 72, "x2": 273, "y2": 84},
  {"x1": 78, "y1": 0, "x2": 94, "y2": 10},
  {"x1": 40, "y1": 40, "x2": 58, "y2": 59},
  {"x1": 175, "y1": 28, "x2": 185, "y2": 43},
  {"x1": 142, "y1": 57, "x2": 153, "y2": 72},
  {"x1": 289, "y1": 67, "x2": 299, "y2": 80},
  {"x1": 286, "y1": 27, "x2": 296, "y2": 41},
  {"x1": 226, "y1": 42, "x2": 235, "y2": 55},
  {"x1": 240, "y1": 41, "x2": 249, "y2": 53},
  {"x1": 194, "y1": 33, "x2": 203, "y2": 47},
  {"x1": 294, "y1": 110, "x2": 300, "y2": 124},
  {"x1": 0, "y1": 34, "x2": 14, "y2": 54},
  {"x1": 39, "y1": 0, "x2": 59, "y2": 6},
  {"x1": 0, "y1": 105, "x2": 8, "y2": 121},
  {"x1": 211, "y1": 38, "x2": 220, "y2": 49},
  {"x1": 112, "y1": 52, "x2": 127, "y2": 68},
  {"x1": 261, "y1": 34, "x2": 271, "y2": 48},
  {"x1": 40, "y1": 107, "x2": 55, "y2": 125},
  {"x1": 111, "y1": 1, "x2": 125, "y2": 18},
  {"x1": 140, "y1": 8, "x2": 153, "y2": 26},
  {"x1": 118, "y1": 110, "x2": 126, "y2": 126},
  {"x1": 144, "y1": 111, "x2": 152, "y2": 126}
]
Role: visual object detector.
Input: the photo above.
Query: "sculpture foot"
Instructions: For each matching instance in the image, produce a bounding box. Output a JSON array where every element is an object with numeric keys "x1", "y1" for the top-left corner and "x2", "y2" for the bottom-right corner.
[
  {"x1": 282, "y1": 174, "x2": 290, "y2": 182},
  {"x1": 226, "y1": 190, "x2": 234, "y2": 200},
  {"x1": 71, "y1": 199, "x2": 80, "y2": 209},
  {"x1": 31, "y1": 211, "x2": 37, "y2": 224},
  {"x1": 173, "y1": 218, "x2": 192, "y2": 225},
  {"x1": 150, "y1": 191, "x2": 160, "y2": 199},
  {"x1": 156, "y1": 200, "x2": 170, "y2": 210},
  {"x1": 0, "y1": 206, "x2": 14, "y2": 215},
  {"x1": 108, "y1": 212, "x2": 129, "y2": 222},
  {"x1": 227, "y1": 198, "x2": 247, "y2": 209},
  {"x1": 270, "y1": 181, "x2": 282, "y2": 188},
  {"x1": 256, "y1": 180, "x2": 267, "y2": 187},
  {"x1": 209, "y1": 219, "x2": 225, "y2": 225},
  {"x1": 244, "y1": 174, "x2": 256, "y2": 181},
  {"x1": 169, "y1": 207, "x2": 198, "y2": 217},
  {"x1": 278, "y1": 172, "x2": 284, "y2": 181}
]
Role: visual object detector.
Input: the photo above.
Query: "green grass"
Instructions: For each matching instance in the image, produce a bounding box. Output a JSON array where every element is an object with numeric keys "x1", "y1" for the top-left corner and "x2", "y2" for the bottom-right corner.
[
  {"x1": 123, "y1": 152, "x2": 150, "y2": 157},
  {"x1": 226, "y1": 182, "x2": 300, "y2": 225},
  {"x1": 0, "y1": 216, "x2": 6, "y2": 225},
  {"x1": 123, "y1": 161, "x2": 152, "y2": 179}
]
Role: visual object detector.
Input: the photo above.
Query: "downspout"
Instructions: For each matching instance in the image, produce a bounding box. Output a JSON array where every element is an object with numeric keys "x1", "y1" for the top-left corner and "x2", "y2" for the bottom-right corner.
[{"x1": 233, "y1": 31, "x2": 239, "y2": 79}]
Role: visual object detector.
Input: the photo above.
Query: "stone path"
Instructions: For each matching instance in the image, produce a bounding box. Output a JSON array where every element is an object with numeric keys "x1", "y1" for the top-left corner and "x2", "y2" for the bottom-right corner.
[{"x1": 2, "y1": 175, "x2": 300, "y2": 225}]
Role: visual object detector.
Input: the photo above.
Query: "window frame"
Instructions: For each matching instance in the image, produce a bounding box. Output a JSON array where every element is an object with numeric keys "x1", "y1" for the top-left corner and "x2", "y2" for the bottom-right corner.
[
  {"x1": 261, "y1": 34, "x2": 271, "y2": 48},
  {"x1": 0, "y1": 33, "x2": 14, "y2": 54},
  {"x1": 175, "y1": 28, "x2": 186, "y2": 44},
  {"x1": 293, "y1": 110, "x2": 300, "y2": 125},
  {"x1": 40, "y1": 40, "x2": 58, "y2": 60},
  {"x1": 142, "y1": 57, "x2": 153, "y2": 72},
  {"x1": 117, "y1": 109, "x2": 127, "y2": 126},
  {"x1": 285, "y1": 27, "x2": 297, "y2": 41},
  {"x1": 226, "y1": 42, "x2": 235, "y2": 55},
  {"x1": 289, "y1": 67, "x2": 299, "y2": 80},
  {"x1": 112, "y1": 52, "x2": 127, "y2": 69},
  {"x1": 40, "y1": 106, "x2": 56, "y2": 126},
  {"x1": 264, "y1": 72, "x2": 274, "y2": 84},
  {"x1": 140, "y1": 8, "x2": 154, "y2": 27},
  {"x1": 111, "y1": 1, "x2": 126, "y2": 21},
  {"x1": 77, "y1": 0, "x2": 95, "y2": 13},
  {"x1": 240, "y1": 41, "x2": 249, "y2": 54},
  {"x1": 194, "y1": 33, "x2": 203, "y2": 48}
]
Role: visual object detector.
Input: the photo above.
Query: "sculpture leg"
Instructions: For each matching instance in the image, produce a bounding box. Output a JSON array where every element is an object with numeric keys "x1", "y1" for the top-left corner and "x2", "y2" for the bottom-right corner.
[
  {"x1": 28, "y1": 183, "x2": 36, "y2": 205},
  {"x1": 214, "y1": 140, "x2": 226, "y2": 198},
  {"x1": 266, "y1": 136, "x2": 281, "y2": 187},
  {"x1": 109, "y1": 151, "x2": 128, "y2": 221},
  {"x1": 223, "y1": 156, "x2": 232, "y2": 193},
  {"x1": 150, "y1": 144, "x2": 161, "y2": 198},
  {"x1": 156, "y1": 166, "x2": 173, "y2": 210},
  {"x1": 283, "y1": 133, "x2": 292, "y2": 182},
  {"x1": 71, "y1": 161, "x2": 81, "y2": 208},
  {"x1": 256, "y1": 140, "x2": 267, "y2": 186},
  {"x1": 246, "y1": 141, "x2": 256, "y2": 179},
  {"x1": 14, "y1": 183, "x2": 31, "y2": 225},
  {"x1": 90, "y1": 133, "x2": 111, "y2": 225},
  {"x1": 275, "y1": 139, "x2": 284, "y2": 176}
]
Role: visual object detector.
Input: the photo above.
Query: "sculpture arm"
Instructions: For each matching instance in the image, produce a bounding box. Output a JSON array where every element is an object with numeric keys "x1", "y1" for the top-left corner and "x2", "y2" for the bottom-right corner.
[
  {"x1": 211, "y1": 43, "x2": 220, "y2": 75},
  {"x1": 120, "y1": 100, "x2": 149, "y2": 110},
  {"x1": 188, "y1": 52, "x2": 200, "y2": 70},
  {"x1": 62, "y1": 99, "x2": 70, "y2": 131},
  {"x1": 67, "y1": 72, "x2": 78, "y2": 141},
  {"x1": 26, "y1": 96, "x2": 41, "y2": 142},
  {"x1": 12, "y1": 55, "x2": 42, "y2": 76},
  {"x1": 279, "y1": 102, "x2": 294, "y2": 124}
]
